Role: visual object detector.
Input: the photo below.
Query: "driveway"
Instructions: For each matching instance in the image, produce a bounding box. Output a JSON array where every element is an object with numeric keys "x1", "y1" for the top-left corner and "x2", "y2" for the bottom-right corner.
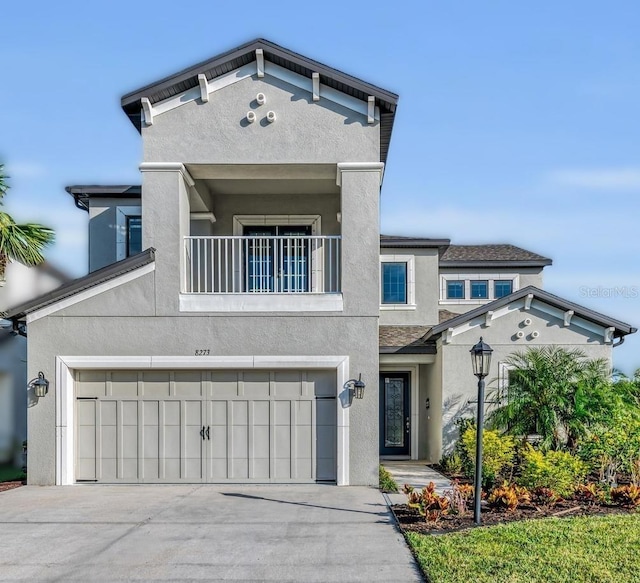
[{"x1": 0, "y1": 485, "x2": 422, "y2": 582}]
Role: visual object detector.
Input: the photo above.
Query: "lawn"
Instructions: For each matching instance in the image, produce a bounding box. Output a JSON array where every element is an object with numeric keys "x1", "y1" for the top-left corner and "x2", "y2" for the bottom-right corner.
[{"x1": 406, "y1": 514, "x2": 640, "y2": 583}]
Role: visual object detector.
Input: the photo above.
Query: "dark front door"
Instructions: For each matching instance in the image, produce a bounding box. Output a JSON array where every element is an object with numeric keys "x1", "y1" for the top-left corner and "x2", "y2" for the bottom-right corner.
[{"x1": 379, "y1": 373, "x2": 411, "y2": 456}]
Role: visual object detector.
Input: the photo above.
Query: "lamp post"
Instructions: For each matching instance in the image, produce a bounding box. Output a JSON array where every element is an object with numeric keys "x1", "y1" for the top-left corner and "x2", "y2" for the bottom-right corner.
[{"x1": 470, "y1": 337, "x2": 493, "y2": 525}]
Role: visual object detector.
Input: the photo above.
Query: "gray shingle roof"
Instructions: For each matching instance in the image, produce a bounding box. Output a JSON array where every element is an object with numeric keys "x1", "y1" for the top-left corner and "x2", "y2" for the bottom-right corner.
[
  {"x1": 440, "y1": 244, "x2": 552, "y2": 267},
  {"x1": 120, "y1": 38, "x2": 399, "y2": 164},
  {"x1": 379, "y1": 326, "x2": 436, "y2": 354},
  {"x1": 380, "y1": 234, "x2": 450, "y2": 248}
]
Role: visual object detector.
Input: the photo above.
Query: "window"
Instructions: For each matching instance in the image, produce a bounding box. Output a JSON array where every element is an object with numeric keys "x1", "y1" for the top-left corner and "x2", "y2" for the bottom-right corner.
[
  {"x1": 382, "y1": 262, "x2": 407, "y2": 304},
  {"x1": 446, "y1": 281, "x2": 465, "y2": 299},
  {"x1": 470, "y1": 280, "x2": 489, "y2": 299},
  {"x1": 494, "y1": 280, "x2": 513, "y2": 298},
  {"x1": 126, "y1": 216, "x2": 142, "y2": 257}
]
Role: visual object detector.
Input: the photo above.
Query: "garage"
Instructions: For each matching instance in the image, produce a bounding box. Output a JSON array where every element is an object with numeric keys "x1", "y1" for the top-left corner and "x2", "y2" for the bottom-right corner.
[{"x1": 75, "y1": 369, "x2": 337, "y2": 484}]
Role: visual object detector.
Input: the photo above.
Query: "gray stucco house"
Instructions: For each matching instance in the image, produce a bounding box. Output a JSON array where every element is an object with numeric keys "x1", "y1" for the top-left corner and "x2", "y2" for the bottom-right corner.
[{"x1": 7, "y1": 39, "x2": 636, "y2": 486}]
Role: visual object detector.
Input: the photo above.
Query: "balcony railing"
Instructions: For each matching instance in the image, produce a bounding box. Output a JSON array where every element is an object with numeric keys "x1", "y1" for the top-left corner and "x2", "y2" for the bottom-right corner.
[{"x1": 184, "y1": 236, "x2": 341, "y2": 294}]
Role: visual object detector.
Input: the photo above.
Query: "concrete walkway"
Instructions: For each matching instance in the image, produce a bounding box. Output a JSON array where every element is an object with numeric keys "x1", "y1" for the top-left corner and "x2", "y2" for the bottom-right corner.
[
  {"x1": 0, "y1": 485, "x2": 423, "y2": 582},
  {"x1": 382, "y1": 460, "x2": 451, "y2": 494}
]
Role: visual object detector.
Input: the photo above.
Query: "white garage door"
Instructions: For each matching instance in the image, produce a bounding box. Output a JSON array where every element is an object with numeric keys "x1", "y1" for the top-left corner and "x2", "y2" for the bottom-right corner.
[{"x1": 75, "y1": 369, "x2": 336, "y2": 484}]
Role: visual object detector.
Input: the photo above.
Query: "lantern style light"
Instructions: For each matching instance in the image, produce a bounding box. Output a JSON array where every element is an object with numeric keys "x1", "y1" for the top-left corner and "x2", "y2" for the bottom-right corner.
[
  {"x1": 470, "y1": 337, "x2": 493, "y2": 379},
  {"x1": 469, "y1": 337, "x2": 493, "y2": 525},
  {"x1": 29, "y1": 372, "x2": 49, "y2": 398},
  {"x1": 344, "y1": 374, "x2": 366, "y2": 400}
]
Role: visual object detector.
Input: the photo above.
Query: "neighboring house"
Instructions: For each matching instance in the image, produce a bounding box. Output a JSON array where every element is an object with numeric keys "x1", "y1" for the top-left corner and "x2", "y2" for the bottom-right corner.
[
  {"x1": 6, "y1": 39, "x2": 636, "y2": 486},
  {"x1": 0, "y1": 261, "x2": 70, "y2": 465}
]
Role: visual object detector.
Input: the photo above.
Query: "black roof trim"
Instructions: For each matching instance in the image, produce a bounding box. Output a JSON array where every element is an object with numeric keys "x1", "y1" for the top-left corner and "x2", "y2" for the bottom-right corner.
[
  {"x1": 440, "y1": 260, "x2": 553, "y2": 268},
  {"x1": 120, "y1": 38, "x2": 399, "y2": 163},
  {"x1": 379, "y1": 344, "x2": 437, "y2": 355},
  {"x1": 380, "y1": 235, "x2": 450, "y2": 248},
  {"x1": 5, "y1": 248, "x2": 156, "y2": 320},
  {"x1": 65, "y1": 185, "x2": 141, "y2": 212},
  {"x1": 425, "y1": 285, "x2": 637, "y2": 340}
]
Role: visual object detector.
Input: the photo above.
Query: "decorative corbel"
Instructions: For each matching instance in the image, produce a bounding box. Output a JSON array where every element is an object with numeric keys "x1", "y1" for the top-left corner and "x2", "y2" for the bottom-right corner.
[
  {"x1": 443, "y1": 328, "x2": 454, "y2": 345},
  {"x1": 256, "y1": 49, "x2": 265, "y2": 78},
  {"x1": 524, "y1": 293, "x2": 534, "y2": 311},
  {"x1": 312, "y1": 72, "x2": 320, "y2": 102},
  {"x1": 141, "y1": 98, "x2": 154, "y2": 126},
  {"x1": 367, "y1": 96, "x2": 375, "y2": 124},
  {"x1": 604, "y1": 327, "x2": 615, "y2": 344},
  {"x1": 485, "y1": 311, "x2": 494, "y2": 327},
  {"x1": 563, "y1": 310, "x2": 574, "y2": 327},
  {"x1": 198, "y1": 74, "x2": 209, "y2": 103}
]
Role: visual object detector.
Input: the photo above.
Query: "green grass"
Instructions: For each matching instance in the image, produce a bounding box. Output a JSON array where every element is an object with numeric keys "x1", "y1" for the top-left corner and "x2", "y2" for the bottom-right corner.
[
  {"x1": 406, "y1": 514, "x2": 640, "y2": 583},
  {"x1": 379, "y1": 464, "x2": 398, "y2": 492},
  {"x1": 0, "y1": 465, "x2": 26, "y2": 483}
]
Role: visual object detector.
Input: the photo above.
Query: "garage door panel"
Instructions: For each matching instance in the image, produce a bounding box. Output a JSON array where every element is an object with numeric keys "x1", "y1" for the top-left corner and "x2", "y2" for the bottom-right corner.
[
  {"x1": 76, "y1": 368, "x2": 336, "y2": 484},
  {"x1": 110, "y1": 371, "x2": 138, "y2": 397}
]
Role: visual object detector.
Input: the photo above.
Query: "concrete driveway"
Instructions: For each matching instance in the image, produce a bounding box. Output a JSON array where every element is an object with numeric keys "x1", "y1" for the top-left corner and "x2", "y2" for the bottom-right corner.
[{"x1": 0, "y1": 485, "x2": 422, "y2": 582}]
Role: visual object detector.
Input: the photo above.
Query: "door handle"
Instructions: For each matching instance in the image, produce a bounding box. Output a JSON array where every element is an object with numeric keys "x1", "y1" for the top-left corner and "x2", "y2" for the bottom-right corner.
[
  {"x1": 206, "y1": 426, "x2": 210, "y2": 440},
  {"x1": 405, "y1": 416, "x2": 411, "y2": 434},
  {"x1": 200, "y1": 426, "x2": 205, "y2": 440}
]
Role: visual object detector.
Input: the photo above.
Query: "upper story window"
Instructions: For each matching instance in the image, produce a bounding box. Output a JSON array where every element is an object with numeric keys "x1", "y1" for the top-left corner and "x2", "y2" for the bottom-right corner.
[
  {"x1": 440, "y1": 274, "x2": 518, "y2": 303},
  {"x1": 380, "y1": 255, "x2": 415, "y2": 309},
  {"x1": 470, "y1": 280, "x2": 488, "y2": 299},
  {"x1": 127, "y1": 216, "x2": 142, "y2": 257},
  {"x1": 382, "y1": 263, "x2": 407, "y2": 304},
  {"x1": 494, "y1": 280, "x2": 513, "y2": 298},
  {"x1": 446, "y1": 281, "x2": 465, "y2": 299}
]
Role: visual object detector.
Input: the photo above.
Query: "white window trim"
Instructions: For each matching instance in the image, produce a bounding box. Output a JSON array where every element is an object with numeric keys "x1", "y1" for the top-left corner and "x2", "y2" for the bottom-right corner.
[
  {"x1": 115, "y1": 206, "x2": 142, "y2": 261},
  {"x1": 55, "y1": 355, "x2": 351, "y2": 486},
  {"x1": 498, "y1": 361, "x2": 515, "y2": 403},
  {"x1": 232, "y1": 214, "x2": 326, "y2": 294},
  {"x1": 380, "y1": 255, "x2": 416, "y2": 310},
  {"x1": 440, "y1": 273, "x2": 519, "y2": 304}
]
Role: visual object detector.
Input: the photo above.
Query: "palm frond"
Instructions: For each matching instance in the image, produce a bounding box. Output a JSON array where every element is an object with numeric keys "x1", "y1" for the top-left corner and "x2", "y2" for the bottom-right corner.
[{"x1": 0, "y1": 212, "x2": 55, "y2": 270}]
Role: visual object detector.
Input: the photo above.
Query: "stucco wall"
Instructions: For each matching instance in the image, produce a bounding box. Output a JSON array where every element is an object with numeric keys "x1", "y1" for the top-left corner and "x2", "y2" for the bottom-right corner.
[
  {"x1": 142, "y1": 74, "x2": 379, "y2": 164},
  {"x1": 439, "y1": 303, "x2": 613, "y2": 452},
  {"x1": 88, "y1": 197, "x2": 141, "y2": 272},
  {"x1": 379, "y1": 248, "x2": 440, "y2": 326}
]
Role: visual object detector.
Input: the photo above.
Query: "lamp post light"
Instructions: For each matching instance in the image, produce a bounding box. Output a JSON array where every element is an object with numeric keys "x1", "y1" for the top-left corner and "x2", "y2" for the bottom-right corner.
[{"x1": 470, "y1": 337, "x2": 493, "y2": 525}]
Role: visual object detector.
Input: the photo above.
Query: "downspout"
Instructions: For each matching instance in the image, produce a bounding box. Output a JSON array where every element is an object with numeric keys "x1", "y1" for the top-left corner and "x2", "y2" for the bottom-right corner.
[{"x1": 612, "y1": 335, "x2": 625, "y2": 347}]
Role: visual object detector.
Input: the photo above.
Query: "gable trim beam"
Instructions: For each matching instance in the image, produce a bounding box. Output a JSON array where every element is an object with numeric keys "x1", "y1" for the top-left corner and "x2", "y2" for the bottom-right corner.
[{"x1": 256, "y1": 48, "x2": 265, "y2": 77}]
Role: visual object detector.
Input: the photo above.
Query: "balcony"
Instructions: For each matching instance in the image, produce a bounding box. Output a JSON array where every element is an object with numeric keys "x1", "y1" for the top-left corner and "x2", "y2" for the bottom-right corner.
[{"x1": 181, "y1": 236, "x2": 343, "y2": 312}]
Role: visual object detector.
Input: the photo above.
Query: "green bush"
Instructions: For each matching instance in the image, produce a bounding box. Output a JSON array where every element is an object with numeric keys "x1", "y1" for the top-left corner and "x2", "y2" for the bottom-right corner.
[
  {"x1": 378, "y1": 465, "x2": 398, "y2": 493},
  {"x1": 518, "y1": 445, "x2": 587, "y2": 498},
  {"x1": 461, "y1": 428, "x2": 516, "y2": 488},
  {"x1": 439, "y1": 452, "x2": 464, "y2": 475}
]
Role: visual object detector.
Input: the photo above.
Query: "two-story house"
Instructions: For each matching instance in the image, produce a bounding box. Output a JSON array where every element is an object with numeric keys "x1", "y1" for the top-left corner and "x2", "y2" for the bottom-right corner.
[{"x1": 7, "y1": 39, "x2": 635, "y2": 486}]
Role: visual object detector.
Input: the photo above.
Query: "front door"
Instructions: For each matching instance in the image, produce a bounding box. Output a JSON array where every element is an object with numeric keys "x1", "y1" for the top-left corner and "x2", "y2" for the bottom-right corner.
[{"x1": 379, "y1": 373, "x2": 411, "y2": 456}]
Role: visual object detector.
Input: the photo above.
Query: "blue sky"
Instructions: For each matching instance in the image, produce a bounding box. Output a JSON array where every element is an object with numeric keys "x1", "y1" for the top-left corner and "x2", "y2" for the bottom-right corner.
[{"x1": 1, "y1": 1, "x2": 639, "y2": 372}]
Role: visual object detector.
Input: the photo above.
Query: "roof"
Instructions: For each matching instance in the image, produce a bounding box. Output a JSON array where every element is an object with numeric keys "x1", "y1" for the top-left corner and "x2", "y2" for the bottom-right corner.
[
  {"x1": 425, "y1": 285, "x2": 637, "y2": 341},
  {"x1": 379, "y1": 325, "x2": 437, "y2": 354},
  {"x1": 120, "y1": 38, "x2": 399, "y2": 164},
  {"x1": 439, "y1": 309, "x2": 459, "y2": 324},
  {"x1": 66, "y1": 185, "x2": 142, "y2": 212},
  {"x1": 380, "y1": 234, "x2": 450, "y2": 248},
  {"x1": 440, "y1": 244, "x2": 552, "y2": 267},
  {"x1": 5, "y1": 249, "x2": 156, "y2": 320}
]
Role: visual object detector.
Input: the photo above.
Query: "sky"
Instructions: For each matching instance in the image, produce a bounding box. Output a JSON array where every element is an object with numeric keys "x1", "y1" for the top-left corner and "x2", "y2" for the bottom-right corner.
[{"x1": 1, "y1": 1, "x2": 639, "y2": 373}]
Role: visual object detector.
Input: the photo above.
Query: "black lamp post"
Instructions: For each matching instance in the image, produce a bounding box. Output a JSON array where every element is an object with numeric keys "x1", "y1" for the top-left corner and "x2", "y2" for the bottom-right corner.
[{"x1": 470, "y1": 337, "x2": 493, "y2": 525}]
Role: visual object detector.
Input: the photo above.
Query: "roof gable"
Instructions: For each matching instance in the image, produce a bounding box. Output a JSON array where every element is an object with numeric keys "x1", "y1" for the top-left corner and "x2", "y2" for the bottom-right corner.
[{"x1": 121, "y1": 39, "x2": 398, "y2": 164}]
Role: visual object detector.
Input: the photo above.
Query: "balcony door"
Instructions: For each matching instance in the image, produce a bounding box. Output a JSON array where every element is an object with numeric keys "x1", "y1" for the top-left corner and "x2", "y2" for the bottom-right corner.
[{"x1": 244, "y1": 225, "x2": 311, "y2": 292}]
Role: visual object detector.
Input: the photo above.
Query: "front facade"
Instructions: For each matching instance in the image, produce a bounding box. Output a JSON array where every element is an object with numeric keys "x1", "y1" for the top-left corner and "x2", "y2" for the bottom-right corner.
[{"x1": 8, "y1": 39, "x2": 635, "y2": 486}]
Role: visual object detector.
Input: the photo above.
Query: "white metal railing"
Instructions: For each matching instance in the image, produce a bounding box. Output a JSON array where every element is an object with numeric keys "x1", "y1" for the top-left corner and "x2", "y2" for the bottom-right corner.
[{"x1": 184, "y1": 236, "x2": 341, "y2": 294}]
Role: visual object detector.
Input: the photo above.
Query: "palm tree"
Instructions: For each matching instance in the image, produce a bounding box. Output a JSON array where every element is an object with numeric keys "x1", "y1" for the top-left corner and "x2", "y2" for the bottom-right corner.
[
  {"x1": 487, "y1": 346, "x2": 611, "y2": 451},
  {"x1": 0, "y1": 165, "x2": 55, "y2": 282}
]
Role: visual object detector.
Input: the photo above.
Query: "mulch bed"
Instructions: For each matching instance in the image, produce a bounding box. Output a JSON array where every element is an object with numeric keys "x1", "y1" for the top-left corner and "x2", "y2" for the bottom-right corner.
[
  {"x1": 392, "y1": 502, "x2": 636, "y2": 534},
  {"x1": 0, "y1": 481, "x2": 23, "y2": 493}
]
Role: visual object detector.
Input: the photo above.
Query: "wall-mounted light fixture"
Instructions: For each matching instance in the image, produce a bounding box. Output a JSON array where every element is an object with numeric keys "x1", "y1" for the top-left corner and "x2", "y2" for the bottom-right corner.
[
  {"x1": 344, "y1": 374, "x2": 366, "y2": 400},
  {"x1": 28, "y1": 372, "x2": 49, "y2": 398}
]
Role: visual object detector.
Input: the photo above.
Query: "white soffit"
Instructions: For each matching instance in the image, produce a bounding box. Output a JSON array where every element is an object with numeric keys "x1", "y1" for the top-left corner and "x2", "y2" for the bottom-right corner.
[
  {"x1": 445, "y1": 297, "x2": 608, "y2": 340},
  {"x1": 143, "y1": 61, "x2": 379, "y2": 122}
]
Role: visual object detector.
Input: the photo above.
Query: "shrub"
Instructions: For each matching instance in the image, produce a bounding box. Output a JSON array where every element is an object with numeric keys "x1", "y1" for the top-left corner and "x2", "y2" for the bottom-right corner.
[
  {"x1": 404, "y1": 481, "x2": 451, "y2": 523},
  {"x1": 519, "y1": 445, "x2": 588, "y2": 498},
  {"x1": 575, "y1": 483, "x2": 607, "y2": 506},
  {"x1": 530, "y1": 487, "x2": 562, "y2": 507},
  {"x1": 487, "y1": 483, "x2": 529, "y2": 511},
  {"x1": 611, "y1": 485, "x2": 640, "y2": 508},
  {"x1": 461, "y1": 428, "x2": 516, "y2": 488},
  {"x1": 439, "y1": 452, "x2": 464, "y2": 475},
  {"x1": 379, "y1": 465, "x2": 398, "y2": 492},
  {"x1": 446, "y1": 481, "x2": 474, "y2": 516}
]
